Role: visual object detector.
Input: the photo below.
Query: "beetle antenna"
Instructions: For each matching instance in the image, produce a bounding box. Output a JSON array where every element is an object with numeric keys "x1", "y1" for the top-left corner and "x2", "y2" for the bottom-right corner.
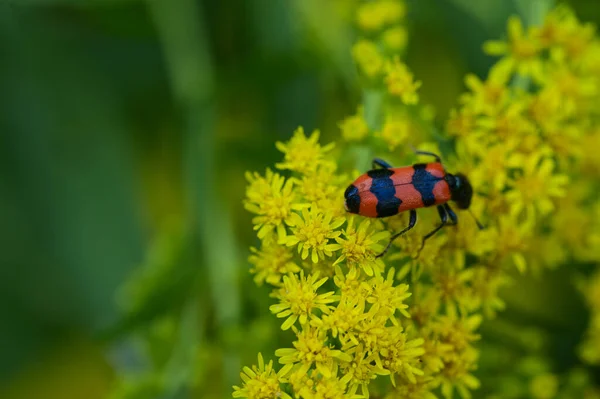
[
  {"x1": 408, "y1": 144, "x2": 443, "y2": 163},
  {"x1": 468, "y1": 209, "x2": 485, "y2": 230}
]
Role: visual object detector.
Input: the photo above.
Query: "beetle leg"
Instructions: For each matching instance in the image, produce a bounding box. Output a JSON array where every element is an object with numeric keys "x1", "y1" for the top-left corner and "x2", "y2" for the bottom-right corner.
[
  {"x1": 415, "y1": 205, "x2": 448, "y2": 257},
  {"x1": 372, "y1": 158, "x2": 393, "y2": 169},
  {"x1": 444, "y1": 203, "x2": 458, "y2": 225},
  {"x1": 376, "y1": 210, "x2": 417, "y2": 258}
]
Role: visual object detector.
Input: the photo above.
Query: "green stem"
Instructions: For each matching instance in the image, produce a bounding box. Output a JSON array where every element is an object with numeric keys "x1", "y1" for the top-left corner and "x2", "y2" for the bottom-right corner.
[
  {"x1": 514, "y1": 0, "x2": 554, "y2": 27},
  {"x1": 148, "y1": 0, "x2": 240, "y2": 393}
]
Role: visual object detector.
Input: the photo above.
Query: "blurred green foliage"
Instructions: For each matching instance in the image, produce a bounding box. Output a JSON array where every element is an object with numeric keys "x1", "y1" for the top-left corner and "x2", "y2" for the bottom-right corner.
[{"x1": 1, "y1": 0, "x2": 599, "y2": 398}]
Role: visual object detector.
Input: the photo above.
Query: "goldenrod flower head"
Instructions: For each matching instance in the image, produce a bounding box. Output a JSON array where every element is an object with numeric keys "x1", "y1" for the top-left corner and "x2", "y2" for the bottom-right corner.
[
  {"x1": 536, "y1": 5, "x2": 577, "y2": 47},
  {"x1": 505, "y1": 152, "x2": 568, "y2": 219},
  {"x1": 494, "y1": 214, "x2": 532, "y2": 274},
  {"x1": 339, "y1": 106, "x2": 369, "y2": 142},
  {"x1": 312, "y1": 294, "x2": 367, "y2": 339},
  {"x1": 460, "y1": 66, "x2": 510, "y2": 116},
  {"x1": 333, "y1": 265, "x2": 368, "y2": 300},
  {"x1": 270, "y1": 271, "x2": 337, "y2": 330},
  {"x1": 475, "y1": 102, "x2": 536, "y2": 143},
  {"x1": 527, "y1": 87, "x2": 565, "y2": 133},
  {"x1": 276, "y1": 127, "x2": 335, "y2": 175},
  {"x1": 484, "y1": 15, "x2": 544, "y2": 80},
  {"x1": 356, "y1": 0, "x2": 405, "y2": 32},
  {"x1": 434, "y1": 313, "x2": 481, "y2": 352},
  {"x1": 529, "y1": 373, "x2": 559, "y2": 399},
  {"x1": 446, "y1": 108, "x2": 478, "y2": 139},
  {"x1": 384, "y1": 377, "x2": 438, "y2": 399},
  {"x1": 385, "y1": 57, "x2": 421, "y2": 104},
  {"x1": 546, "y1": 9, "x2": 596, "y2": 63},
  {"x1": 352, "y1": 39, "x2": 384, "y2": 78},
  {"x1": 283, "y1": 205, "x2": 344, "y2": 263},
  {"x1": 232, "y1": 353, "x2": 293, "y2": 399},
  {"x1": 291, "y1": 370, "x2": 349, "y2": 399},
  {"x1": 410, "y1": 287, "x2": 442, "y2": 328},
  {"x1": 333, "y1": 217, "x2": 388, "y2": 276},
  {"x1": 468, "y1": 266, "x2": 508, "y2": 319},
  {"x1": 438, "y1": 351, "x2": 480, "y2": 399},
  {"x1": 382, "y1": 26, "x2": 408, "y2": 51},
  {"x1": 294, "y1": 163, "x2": 347, "y2": 217},
  {"x1": 431, "y1": 266, "x2": 475, "y2": 316},
  {"x1": 276, "y1": 327, "x2": 352, "y2": 379},
  {"x1": 376, "y1": 115, "x2": 412, "y2": 151},
  {"x1": 245, "y1": 169, "x2": 304, "y2": 240},
  {"x1": 341, "y1": 344, "x2": 386, "y2": 397},
  {"x1": 363, "y1": 267, "x2": 412, "y2": 323},
  {"x1": 420, "y1": 334, "x2": 453, "y2": 375},
  {"x1": 249, "y1": 241, "x2": 300, "y2": 286},
  {"x1": 375, "y1": 326, "x2": 425, "y2": 385}
]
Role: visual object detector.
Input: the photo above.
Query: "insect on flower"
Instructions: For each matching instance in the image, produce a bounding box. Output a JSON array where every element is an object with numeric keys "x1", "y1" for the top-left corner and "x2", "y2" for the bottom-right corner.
[{"x1": 344, "y1": 150, "x2": 484, "y2": 257}]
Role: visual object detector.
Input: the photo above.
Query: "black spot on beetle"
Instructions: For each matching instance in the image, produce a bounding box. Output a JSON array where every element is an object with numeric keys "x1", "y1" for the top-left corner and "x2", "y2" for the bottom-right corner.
[{"x1": 412, "y1": 164, "x2": 440, "y2": 207}]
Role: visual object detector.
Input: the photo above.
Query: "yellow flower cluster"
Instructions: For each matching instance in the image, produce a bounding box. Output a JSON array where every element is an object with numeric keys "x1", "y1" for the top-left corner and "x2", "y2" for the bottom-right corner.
[
  {"x1": 236, "y1": 2, "x2": 600, "y2": 398},
  {"x1": 346, "y1": 0, "x2": 424, "y2": 151}
]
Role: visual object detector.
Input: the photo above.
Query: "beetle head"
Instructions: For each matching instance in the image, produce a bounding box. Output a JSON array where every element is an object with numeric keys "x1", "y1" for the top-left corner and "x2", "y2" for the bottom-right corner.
[{"x1": 445, "y1": 173, "x2": 473, "y2": 209}]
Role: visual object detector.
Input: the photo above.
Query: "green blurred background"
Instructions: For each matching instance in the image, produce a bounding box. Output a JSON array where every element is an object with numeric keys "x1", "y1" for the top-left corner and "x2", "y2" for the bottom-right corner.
[{"x1": 1, "y1": 1, "x2": 599, "y2": 398}]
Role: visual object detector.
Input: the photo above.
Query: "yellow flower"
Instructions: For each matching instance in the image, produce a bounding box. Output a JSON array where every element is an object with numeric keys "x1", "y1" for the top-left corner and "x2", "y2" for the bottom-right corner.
[
  {"x1": 430, "y1": 265, "x2": 475, "y2": 316},
  {"x1": 276, "y1": 326, "x2": 352, "y2": 379},
  {"x1": 276, "y1": 127, "x2": 335, "y2": 175},
  {"x1": 438, "y1": 348, "x2": 480, "y2": 399},
  {"x1": 410, "y1": 286, "x2": 442, "y2": 328},
  {"x1": 382, "y1": 26, "x2": 408, "y2": 51},
  {"x1": 283, "y1": 205, "x2": 345, "y2": 263},
  {"x1": 384, "y1": 377, "x2": 439, "y2": 399},
  {"x1": 375, "y1": 326, "x2": 425, "y2": 385},
  {"x1": 460, "y1": 63, "x2": 511, "y2": 116},
  {"x1": 356, "y1": 0, "x2": 405, "y2": 32},
  {"x1": 232, "y1": 353, "x2": 293, "y2": 399},
  {"x1": 536, "y1": 5, "x2": 577, "y2": 47},
  {"x1": 340, "y1": 343, "x2": 387, "y2": 398},
  {"x1": 244, "y1": 168, "x2": 304, "y2": 240},
  {"x1": 385, "y1": 57, "x2": 421, "y2": 104},
  {"x1": 527, "y1": 87, "x2": 566, "y2": 133},
  {"x1": 505, "y1": 152, "x2": 568, "y2": 219},
  {"x1": 484, "y1": 15, "x2": 544, "y2": 80},
  {"x1": 446, "y1": 108, "x2": 478, "y2": 139},
  {"x1": 339, "y1": 106, "x2": 369, "y2": 142},
  {"x1": 469, "y1": 267, "x2": 508, "y2": 318},
  {"x1": 420, "y1": 334, "x2": 453, "y2": 374},
  {"x1": 352, "y1": 39, "x2": 385, "y2": 79},
  {"x1": 529, "y1": 373, "x2": 559, "y2": 399},
  {"x1": 294, "y1": 163, "x2": 347, "y2": 217},
  {"x1": 333, "y1": 218, "x2": 388, "y2": 276},
  {"x1": 546, "y1": 7, "x2": 596, "y2": 64},
  {"x1": 312, "y1": 294, "x2": 367, "y2": 340},
  {"x1": 333, "y1": 265, "x2": 369, "y2": 300},
  {"x1": 376, "y1": 115, "x2": 412, "y2": 151},
  {"x1": 270, "y1": 271, "x2": 338, "y2": 330},
  {"x1": 433, "y1": 314, "x2": 481, "y2": 399},
  {"x1": 475, "y1": 101, "x2": 537, "y2": 144},
  {"x1": 363, "y1": 267, "x2": 412, "y2": 324},
  {"x1": 249, "y1": 240, "x2": 300, "y2": 286},
  {"x1": 494, "y1": 214, "x2": 532, "y2": 274},
  {"x1": 289, "y1": 369, "x2": 350, "y2": 399}
]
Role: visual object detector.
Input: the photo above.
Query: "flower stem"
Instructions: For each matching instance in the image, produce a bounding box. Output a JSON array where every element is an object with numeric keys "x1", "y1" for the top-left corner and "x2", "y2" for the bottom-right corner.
[{"x1": 148, "y1": 0, "x2": 241, "y2": 392}]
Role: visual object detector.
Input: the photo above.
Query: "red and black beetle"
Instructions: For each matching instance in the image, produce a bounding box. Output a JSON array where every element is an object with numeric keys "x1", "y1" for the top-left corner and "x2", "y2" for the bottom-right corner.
[{"x1": 344, "y1": 150, "x2": 482, "y2": 257}]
